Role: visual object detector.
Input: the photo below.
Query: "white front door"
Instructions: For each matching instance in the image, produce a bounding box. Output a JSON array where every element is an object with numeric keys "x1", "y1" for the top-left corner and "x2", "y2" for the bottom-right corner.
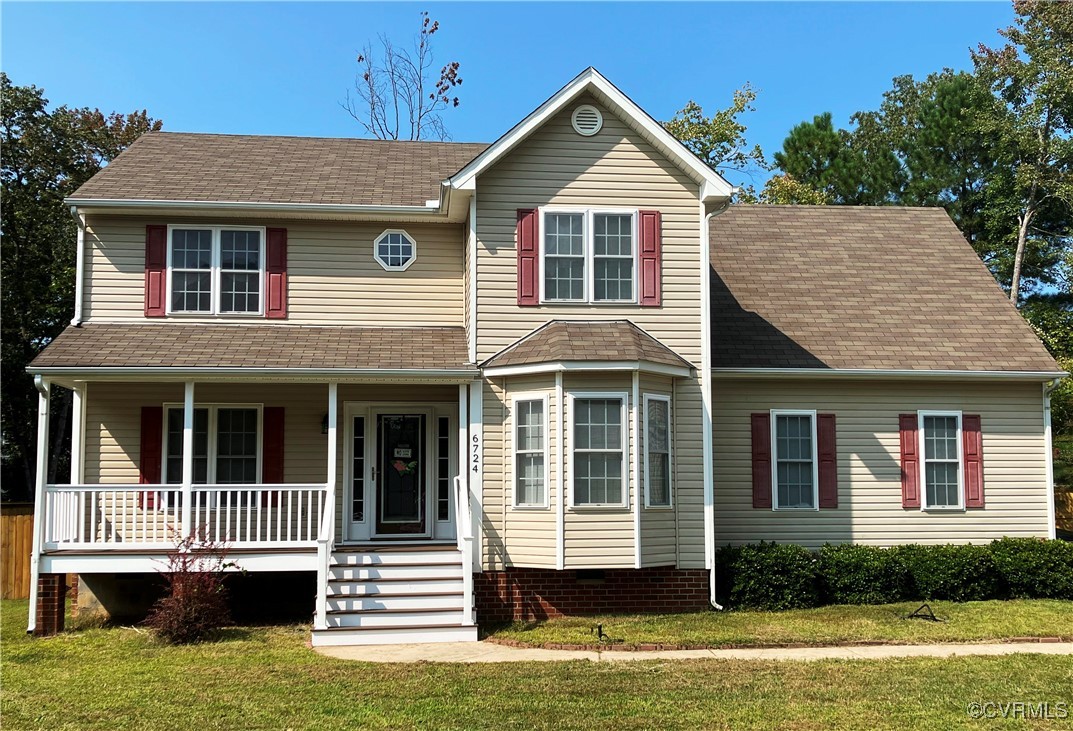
[{"x1": 344, "y1": 404, "x2": 457, "y2": 542}]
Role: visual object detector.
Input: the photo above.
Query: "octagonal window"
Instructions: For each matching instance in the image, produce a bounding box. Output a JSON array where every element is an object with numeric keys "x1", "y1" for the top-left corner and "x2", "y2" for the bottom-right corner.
[{"x1": 374, "y1": 230, "x2": 416, "y2": 271}]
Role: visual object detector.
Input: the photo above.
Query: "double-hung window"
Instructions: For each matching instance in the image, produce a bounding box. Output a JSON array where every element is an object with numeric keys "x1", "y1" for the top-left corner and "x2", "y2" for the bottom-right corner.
[
  {"x1": 513, "y1": 396, "x2": 548, "y2": 508},
  {"x1": 571, "y1": 394, "x2": 628, "y2": 507},
  {"x1": 772, "y1": 410, "x2": 818, "y2": 510},
  {"x1": 164, "y1": 405, "x2": 261, "y2": 503},
  {"x1": 542, "y1": 209, "x2": 636, "y2": 303},
  {"x1": 920, "y1": 412, "x2": 963, "y2": 510},
  {"x1": 168, "y1": 226, "x2": 265, "y2": 315},
  {"x1": 644, "y1": 395, "x2": 672, "y2": 508}
]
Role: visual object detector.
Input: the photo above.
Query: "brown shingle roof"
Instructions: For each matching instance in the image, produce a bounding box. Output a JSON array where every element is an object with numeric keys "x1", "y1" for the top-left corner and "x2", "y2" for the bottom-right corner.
[
  {"x1": 710, "y1": 206, "x2": 1060, "y2": 372},
  {"x1": 484, "y1": 321, "x2": 693, "y2": 370},
  {"x1": 70, "y1": 132, "x2": 488, "y2": 207},
  {"x1": 30, "y1": 324, "x2": 473, "y2": 371}
]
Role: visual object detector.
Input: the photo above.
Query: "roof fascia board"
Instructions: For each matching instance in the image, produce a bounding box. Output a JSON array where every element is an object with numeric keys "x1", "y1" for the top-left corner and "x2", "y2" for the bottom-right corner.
[
  {"x1": 65, "y1": 197, "x2": 450, "y2": 216},
  {"x1": 448, "y1": 68, "x2": 734, "y2": 199},
  {"x1": 712, "y1": 367, "x2": 1068, "y2": 381},
  {"x1": 483, "y1": 360, "x2": 693, "y2": 378}
]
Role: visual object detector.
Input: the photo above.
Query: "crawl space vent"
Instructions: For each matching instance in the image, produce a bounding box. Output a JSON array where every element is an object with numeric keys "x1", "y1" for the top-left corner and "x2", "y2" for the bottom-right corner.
[{"x1": 571, "y1": 105, "x2": 603, "y2": 136}]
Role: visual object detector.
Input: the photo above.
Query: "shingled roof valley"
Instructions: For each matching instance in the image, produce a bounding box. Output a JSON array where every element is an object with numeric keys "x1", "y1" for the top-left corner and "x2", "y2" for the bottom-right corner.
[
  {"x1": 709, "y1": 206, "x2": 1059, "y2": 372},
  {"x1": 70, "y1": 132, "x2": 488, "y2": 207}
]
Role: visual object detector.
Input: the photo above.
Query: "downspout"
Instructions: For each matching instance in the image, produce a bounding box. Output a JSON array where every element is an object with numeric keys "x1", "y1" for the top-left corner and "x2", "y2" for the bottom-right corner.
[
  {"x1": 1044, "y1": 377, "x2": 1062, "y2": 540},
  {"x1": 69, "y1": 206, "x2": 86, "y2": 327},
  {"x1": 703, "y1": 193, "x2": 734, "y2": 610}
]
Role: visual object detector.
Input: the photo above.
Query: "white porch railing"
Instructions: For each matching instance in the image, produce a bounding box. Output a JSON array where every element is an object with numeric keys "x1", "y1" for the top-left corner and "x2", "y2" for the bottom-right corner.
[
  {"x1": 454, "y1": 476, "x2": 475, "y2": 626},
  {"x1": 42, "y1": 484, "x2": 329, "y2": 550}
]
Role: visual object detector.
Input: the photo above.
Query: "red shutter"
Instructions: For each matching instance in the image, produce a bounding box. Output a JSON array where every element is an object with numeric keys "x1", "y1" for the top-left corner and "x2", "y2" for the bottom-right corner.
[
  {"x1": 144, "y1": 225, "x2": 167, "y2": 317},
  {"x1": 899, "y1": 414, "x2": 920, "y2": 508},
  {"x1": 516, "y1": 209, "x2": 539, "y2": 306},
  {"x1": 638, "y1": 210, "x2": 662, "y2": 307},
  {"x1": 261, "y1": 407, "x2": 285, "y2": 506},
  {"x1": 817, "y1": 413, "x2": 838, "y2": 508},
  {"x1": 751, "y1": 413, "x2": 772, "y2": 508},
  {"x1": 139, "y1": 406, "x2": 163, "y2": 508},
  {"x1": 963, "y1": 414, "x2": 984, "y2": 508},
  {"x1": 265, "y1": 228, "x2": 288, "y2": 319}
]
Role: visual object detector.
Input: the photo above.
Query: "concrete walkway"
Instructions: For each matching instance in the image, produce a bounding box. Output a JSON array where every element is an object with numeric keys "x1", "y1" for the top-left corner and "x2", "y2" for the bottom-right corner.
[{"x1": 316, "y1": 640, "x2": 1073, "y2": 664}]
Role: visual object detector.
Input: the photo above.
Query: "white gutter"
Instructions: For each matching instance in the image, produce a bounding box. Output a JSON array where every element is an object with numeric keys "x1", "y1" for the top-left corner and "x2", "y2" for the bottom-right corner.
[
  {"x1": 69, "y1": 207, "x2": 86, "y2": 326},
  {"x1": 483, "y1": 360, "x2": 693, "y2": 379},
  {"x1": 27, "y1": 366, "x2": 477, "y2": 380},
  {"x1": 712, "y1": 368, "x2": 1068, "y2": 381},
  {"x1": 1044, "y1": 378, "x2": 1062, "y2": 540},
  {"x1": 64, "y1": 197, "x2": 448, "y2": 216},
  {"x1": 704, "y1": 195, "x2": 733, "y2": 611}
]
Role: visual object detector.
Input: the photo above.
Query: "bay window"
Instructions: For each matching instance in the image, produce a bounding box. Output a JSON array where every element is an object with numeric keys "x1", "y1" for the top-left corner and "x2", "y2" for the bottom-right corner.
[{"x1": 571, "y1": 394, "x2": 628, "y2": 507}]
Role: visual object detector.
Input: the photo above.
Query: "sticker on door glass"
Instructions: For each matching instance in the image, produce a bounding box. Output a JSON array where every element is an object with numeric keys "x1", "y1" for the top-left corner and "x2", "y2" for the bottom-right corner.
[{"x1": 393, "y1": 447, "x2": 412, "y2": 458}]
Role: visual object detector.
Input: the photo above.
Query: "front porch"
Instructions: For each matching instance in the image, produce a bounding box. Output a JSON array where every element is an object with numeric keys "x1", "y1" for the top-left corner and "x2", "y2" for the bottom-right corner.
[{"x1": 29, "y1": 376, "x2": 480, "y2": 643}]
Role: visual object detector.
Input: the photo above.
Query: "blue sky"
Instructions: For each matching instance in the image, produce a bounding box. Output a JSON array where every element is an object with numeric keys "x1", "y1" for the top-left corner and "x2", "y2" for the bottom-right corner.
[{"x1": 3, "y1": 2, "x2": 1012, "y2": 189}]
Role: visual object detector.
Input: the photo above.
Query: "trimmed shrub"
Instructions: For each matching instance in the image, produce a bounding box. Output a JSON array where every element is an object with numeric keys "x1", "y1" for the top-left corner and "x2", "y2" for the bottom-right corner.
[
  {"x1": 728, "y1": 542, "x2": 819, "y2": 610},
  {"x1": 817, "y1": 544, "x2": 910, "y2": 605},
  {"x1": 990, "y1": 537, "x2": 1073, "y2": 599},
  {"x1": 895, "y1": 544, "x2": 1002, "y2": 602}
]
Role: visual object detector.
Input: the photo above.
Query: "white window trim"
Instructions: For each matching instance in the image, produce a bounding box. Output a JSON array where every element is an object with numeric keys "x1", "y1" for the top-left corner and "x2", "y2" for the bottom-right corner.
[
  {"x1": 643, "y1": 394, "x2": 673, "y2": 509},
  {"x1": 162, "y1": 403, "x2": 263, "y2": 485},
  {"x1": 374, "y1": 228, "x2": 418, "y2": 272},
  {"x1": 770, "y1": 409, "x2": 819, "y2": 512},
  {"x1": 918, "y1": 410, "x2": 965, "y2": 512},
  {"x1": 567, "y1": 391, "x2": 630, "y2": 509},
  {"x1": 165, "y1": 225, "x2": 266, "y2": 317},
  {"x1": 510, "y1": 393, "x2": 550, "y2": 509},
  {"x1": 538, "y1": 207, "x2": 638, "y2": 305}
]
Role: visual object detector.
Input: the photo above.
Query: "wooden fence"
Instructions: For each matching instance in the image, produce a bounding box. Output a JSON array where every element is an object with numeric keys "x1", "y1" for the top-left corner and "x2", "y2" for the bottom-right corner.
[
  {"x1": 2, "y1": 504, "x2": 34, "y2": 599},
  {"x1": 1057, "y1": 492, "x2": 1073, "y2": 534}
]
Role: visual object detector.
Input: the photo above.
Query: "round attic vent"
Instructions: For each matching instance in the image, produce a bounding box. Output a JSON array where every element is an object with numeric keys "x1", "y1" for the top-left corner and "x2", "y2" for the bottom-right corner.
[{"x1": 571, "y1": 105, "x2": 603, "y2": 136}]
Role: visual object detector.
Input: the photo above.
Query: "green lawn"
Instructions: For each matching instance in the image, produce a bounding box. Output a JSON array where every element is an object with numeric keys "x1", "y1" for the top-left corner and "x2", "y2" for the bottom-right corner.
[
  {"x1": 3, "y1": 600, "x2": 1072, "y2": 730},
  {"x1": 488, "y1": 600, "x2": 1073, "y2": 648}
]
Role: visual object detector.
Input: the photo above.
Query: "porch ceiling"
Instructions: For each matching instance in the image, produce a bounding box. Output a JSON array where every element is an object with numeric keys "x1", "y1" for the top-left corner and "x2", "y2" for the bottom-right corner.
[{"x1": 29, "y1": 323, "x2": 475, "y2": 379}]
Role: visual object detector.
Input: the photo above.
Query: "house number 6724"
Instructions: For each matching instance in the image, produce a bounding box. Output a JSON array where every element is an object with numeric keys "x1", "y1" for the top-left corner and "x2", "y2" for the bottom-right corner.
[{"x1": 471, "y1": 434, "x2": 480, "y2": 473}]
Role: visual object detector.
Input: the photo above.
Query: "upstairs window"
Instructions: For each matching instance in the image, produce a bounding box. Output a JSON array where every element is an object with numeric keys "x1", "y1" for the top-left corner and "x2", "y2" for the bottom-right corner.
[
  {"x1": 375, "y1": 230, "x2": 417, "y2": 271},
  {"x1": 542, "y1": 209, "x2": 635, "y2": 303},
  {"x1": 168, "y1": 226, "x2": 264, "y2": 315}
]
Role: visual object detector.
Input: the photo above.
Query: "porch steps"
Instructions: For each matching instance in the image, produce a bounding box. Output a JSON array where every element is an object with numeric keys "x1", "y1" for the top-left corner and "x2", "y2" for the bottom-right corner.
[{"x1": 311, "y1": 545, "x2": 477, "y2": 647}]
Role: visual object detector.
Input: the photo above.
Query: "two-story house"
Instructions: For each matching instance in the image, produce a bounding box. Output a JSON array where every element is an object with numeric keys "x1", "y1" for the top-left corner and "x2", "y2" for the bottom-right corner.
[{"x1": 25, "y1": 68, "x2": 1063, "y2": 646}]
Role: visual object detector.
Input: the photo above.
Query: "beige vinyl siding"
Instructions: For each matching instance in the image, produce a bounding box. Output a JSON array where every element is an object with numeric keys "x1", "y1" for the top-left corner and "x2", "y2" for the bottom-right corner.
[
  {"x1": 639, "y1": 374, "x2": 677, "y2": 567},
  {"x1": 473, "y1": 95, "x2": 703, "y2": 366},
  {"x1": 82, "y1": 216, "x2": 465, "y2": 326},
  {"x1": 713, "y1": 379, "x2": 1050, "y2": 548}
]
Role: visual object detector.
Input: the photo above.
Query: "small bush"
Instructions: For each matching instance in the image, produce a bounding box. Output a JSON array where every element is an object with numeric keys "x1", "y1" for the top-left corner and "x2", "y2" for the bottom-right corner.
[
  {"x1": 728, "y1": 542, "x2": 819, "y2": 610},
  {"x1": 143, "y1": 533, "x2": 236, "y2": 644},
  {"x1": 817, "y1": 544, "x2": 910, "y2": 605},
  {"x1": 895, "y1": 544, "x2": 1002, "y2": 602},
  {"x1": 990, "y1": 537, "x2": 1073, "y2": 599},
  {"x1": 712, "y1": 544, "x2": 741, "y2": 608}
]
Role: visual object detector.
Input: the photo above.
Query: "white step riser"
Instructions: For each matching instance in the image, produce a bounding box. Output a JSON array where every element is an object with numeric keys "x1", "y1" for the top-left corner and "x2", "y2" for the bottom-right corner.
[
  {"x1": 329, "y1": 594, "x2": 464, "y2": 612},
  {"x1": 330, "y1": 551, "x2": 463, "y2": 567},
  {"x1": 327, "y1": 579, "x2": 463, "y2": 597},
  {"x1": 311, "y1": 625, "x2": 478, "y2": 647},
  {"x1": 326, "y1": 610, "x2": 465, "y2": 628},
  {"x1": 329, "y1": 564, "x2": 463, "y2": 582}
]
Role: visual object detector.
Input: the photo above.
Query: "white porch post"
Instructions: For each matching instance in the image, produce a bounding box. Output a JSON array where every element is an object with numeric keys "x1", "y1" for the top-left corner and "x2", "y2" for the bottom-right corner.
[
  {"x1": 69, "y1": 385, "x2": 86, "y2": 485},
  {"x1": 468, "y1": 380, "x2": 484, "y2": 573},
  {"x1": 180, "y1": 381, "x2": 195, "y2": 537},
  {"x1": 27, "y1": 377, "x2": 51, "y2": 633},
  {"x1": 457, "y1": 384, "x2": 468, "y2": 530},
  {"x1": 315, "y1": 382, "x2": 338, "y2": 630}
]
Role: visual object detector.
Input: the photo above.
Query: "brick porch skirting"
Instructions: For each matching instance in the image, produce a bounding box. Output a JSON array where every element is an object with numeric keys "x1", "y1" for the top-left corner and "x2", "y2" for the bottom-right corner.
[
  {"x1": 34, "y1": 573, "x2": 67, "y2": 636},
  {"x1": 474, "y1": 567, "x2": 710, "y2": 623}
]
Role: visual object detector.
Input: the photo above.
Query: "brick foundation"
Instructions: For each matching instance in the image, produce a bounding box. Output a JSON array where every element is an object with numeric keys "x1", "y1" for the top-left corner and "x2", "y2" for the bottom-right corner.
[
  {"x1": 474, "y1": 567, "x2": 710, "y2": 622},
  {"x1": 34, "y1": 573, "x2": 66, "y2": 637}
]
